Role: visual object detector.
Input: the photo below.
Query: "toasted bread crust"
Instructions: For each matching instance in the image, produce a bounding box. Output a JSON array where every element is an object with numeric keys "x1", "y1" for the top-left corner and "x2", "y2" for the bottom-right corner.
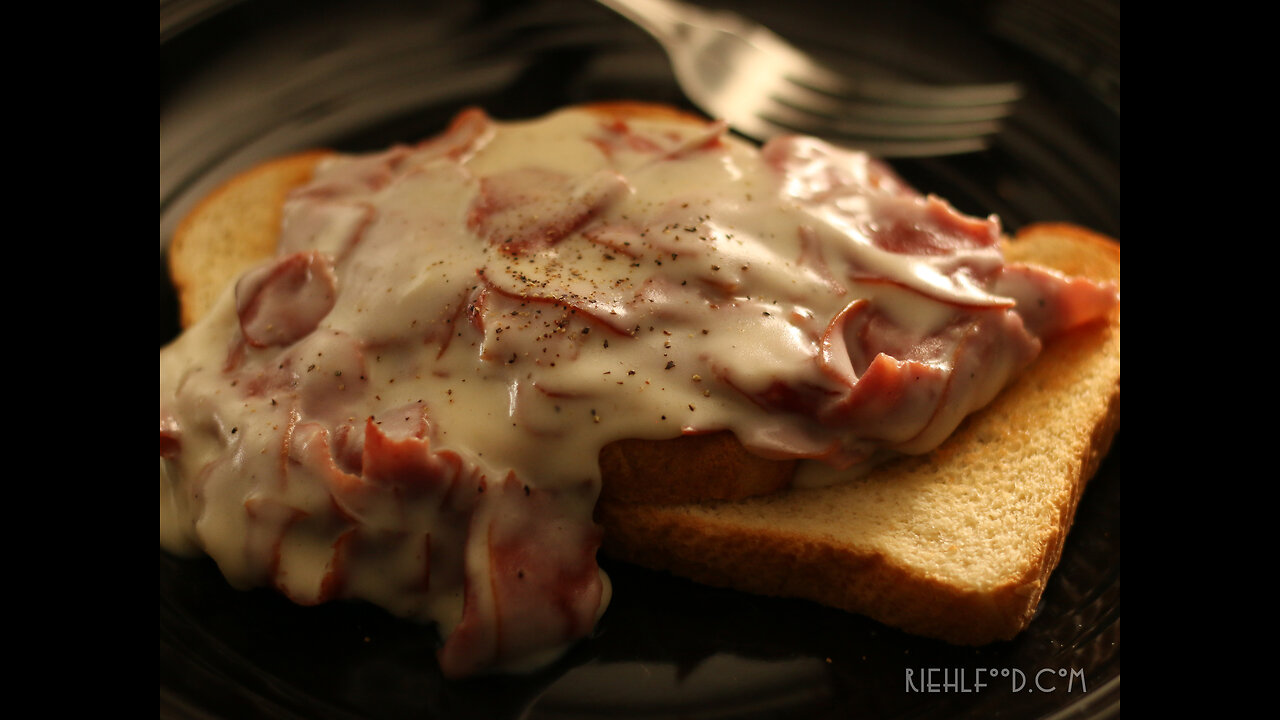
[{"x1": 599, "y1": 433, "x2": 795, "y2": 504}]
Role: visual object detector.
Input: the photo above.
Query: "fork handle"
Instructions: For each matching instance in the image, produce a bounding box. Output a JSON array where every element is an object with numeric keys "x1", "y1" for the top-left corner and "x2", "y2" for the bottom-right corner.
[{"x1": 594, "y1": 0, "x2": 690, "y2": 44}]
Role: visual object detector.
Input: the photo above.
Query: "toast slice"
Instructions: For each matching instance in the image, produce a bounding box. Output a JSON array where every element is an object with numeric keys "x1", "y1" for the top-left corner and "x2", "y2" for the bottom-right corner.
[{"x1": 163, "y1": 105, "x2": 1119, "y2": 647}]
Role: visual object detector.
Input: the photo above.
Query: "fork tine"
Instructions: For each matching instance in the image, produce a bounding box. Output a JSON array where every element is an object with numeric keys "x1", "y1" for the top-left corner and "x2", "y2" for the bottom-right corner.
[
  {"x1": 726, "y1": 110, "x2": 994, "y2": 158},
  {"x1": 845, "y1": 137, "x2": 994, "y2": 158},
  {"x1": 763, "y1": 100, "x2": 1005, "y2": 141},
  {"x1": 785, "y1": 57, "x2": 1023, "y2": 109},
  {"x1": 763, "y1": 75, "x2": 1012, "y2": 145},
  {"x1": 771, "y1": 78, "x2": 1016, "y2": 126}
]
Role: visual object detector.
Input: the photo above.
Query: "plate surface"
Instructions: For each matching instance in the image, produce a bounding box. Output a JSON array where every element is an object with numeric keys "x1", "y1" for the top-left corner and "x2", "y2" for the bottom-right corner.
[{"x1": 159, "y1": 1, "x2": 1120, "y2": 717}]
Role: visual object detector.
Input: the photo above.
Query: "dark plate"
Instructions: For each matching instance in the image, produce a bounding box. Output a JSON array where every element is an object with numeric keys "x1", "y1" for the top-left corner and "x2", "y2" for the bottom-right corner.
[{"x1": 159, "y1": 1, "x2": 1120, "y2": 717}]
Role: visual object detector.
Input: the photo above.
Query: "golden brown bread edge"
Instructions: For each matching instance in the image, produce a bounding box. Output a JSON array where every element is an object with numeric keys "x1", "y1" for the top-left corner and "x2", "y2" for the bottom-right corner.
[{"x1": 165, "y1": 102, "x2": 1120, "y2": 644}]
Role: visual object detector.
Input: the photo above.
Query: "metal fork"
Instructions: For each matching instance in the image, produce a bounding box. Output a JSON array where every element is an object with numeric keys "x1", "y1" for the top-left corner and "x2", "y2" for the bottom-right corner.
[{"x1": 595, "y1": 0, "x2": 1022, "y2": 157}]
